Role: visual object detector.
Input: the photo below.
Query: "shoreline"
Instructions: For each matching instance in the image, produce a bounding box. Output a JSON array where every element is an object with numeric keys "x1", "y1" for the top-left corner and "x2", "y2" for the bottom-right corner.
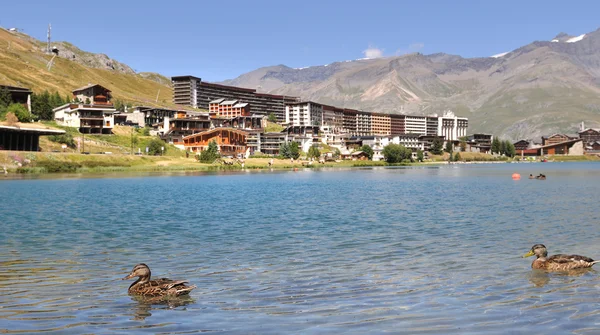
[{"x1": 1, "y1": 151, "x2": 597, "y2": 178}]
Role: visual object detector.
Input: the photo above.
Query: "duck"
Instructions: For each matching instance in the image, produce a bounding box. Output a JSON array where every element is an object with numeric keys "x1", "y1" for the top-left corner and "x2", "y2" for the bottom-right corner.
[
  {"x1": 122, "y1": 263, "x2": 196, "y2": 297},
  {"x1": 522, "y1": 244, "x2": 599, "y2": 271}
]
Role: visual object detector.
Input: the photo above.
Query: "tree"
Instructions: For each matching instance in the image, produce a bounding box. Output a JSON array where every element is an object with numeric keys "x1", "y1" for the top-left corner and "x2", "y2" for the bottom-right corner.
[
  {"x1": 147, "y1": 138, "x2": 165, "y2": 155},
  {"x1": 288, "y1": 141, "x2": 300, "y2": 159},
  {"x1": 6, "y1": 103, "x2": 32, "y2": 122},
  {"x1": 31, "y1": 90, "x2": 53, "y2": 120},
  {"x1": 0, "y1": 86, "x2": 11, "y2": 112},
  {"x1": 267, "y1": 113, "x2": 277, "y2": 123},
  {"x1": 454, "y1": 152, "x2": 461, "y2": 162},
  {"x1": 198, "y1": 140, "x2": 220, "y2": 163},
  {"x1": 445, "y1": 141, "x2": 453, "y2": 154},
  {"x1": 333, "y1": 147, "x2": 341, "y2": 160},
  {"x1": 279, "y1": 142, "x2": 290, "y2": 158},
  {"x1": 416, "y1": 149, "x2": 424, "y2": 162},
  {"x1": 307, "y1": 145, "x2": 320, "y2": 159},
  {"x1": 459, "y1": 137, "x2": 467, "y2": 152},
  {"x1": 500, "y1": 140, "x2": 506, "y2": 156},
  {"x1": 504, "y1": 140, "x2": 516, "y2": 158},
  {"x1": 430, "y1": 137, "x2": 443, "y2": 155},
  {"x1": 491, "y1": 137, "x2": 501, "y2": 154},
  {"x1": 382, "y1": 143, "x2": 413, "y2": 163},
  {"x1": 279, "y1": 142, "x2": 300, "y2": 159},
  {"x1": 359, "y1": 144, "x2": 374, "y2": 160}
]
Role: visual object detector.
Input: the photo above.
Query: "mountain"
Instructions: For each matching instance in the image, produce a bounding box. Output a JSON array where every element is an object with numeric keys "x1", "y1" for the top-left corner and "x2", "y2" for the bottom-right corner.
[
  {"x1": 222, "y1": 29, "x2": 600, "y2": 139},
  {"x1": 0, "y1": 28, "x2": 174, "y2": 107}
]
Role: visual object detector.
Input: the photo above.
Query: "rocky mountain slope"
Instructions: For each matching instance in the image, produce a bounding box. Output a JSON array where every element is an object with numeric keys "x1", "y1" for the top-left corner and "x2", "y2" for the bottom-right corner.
[
  {"x1": 0, "y1": 28, "x2": 173, "y2": 107},
  {"x1": 223, "y1": 29, "x2": 600, "y2": 139}
]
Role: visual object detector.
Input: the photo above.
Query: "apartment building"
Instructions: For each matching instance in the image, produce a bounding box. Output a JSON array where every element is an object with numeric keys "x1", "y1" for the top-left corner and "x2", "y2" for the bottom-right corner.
[
  {"x1": 371, "y1": 113, "x2": 391, "y2": 136},
  {"x1": 342, "y1": 109, "x2": 358, "y2": 135},
  {"x1": 437, "y1": 111, "x2": 468, "y2": 141},
  {"x1": 209, "y1": 99, "x2": 251, "y2": 118},
  {"x1": 405, "y1": 115, "x2": 427, "y2": 135},
  {"x1": 322, "y1": 105, "x2": 345, "y2": 133},
  {"x1": 172, "y1": 75, "x2": 298, "y2": 122},
  {"x1": 390, "y1": 114, "x2": 406, "y2": 135},
  {"x1": 53, "y1": 84, "x2": 115, "y2": 134},
  {"x1": 426, "y1": 116, "x2": 439, "y2": 136},
  {"x1": 285, "y1": 101, "x2": 323, "y2": 126},
  {"x1": 356, "y1": 111, "x2": 372, "y2": 136}
]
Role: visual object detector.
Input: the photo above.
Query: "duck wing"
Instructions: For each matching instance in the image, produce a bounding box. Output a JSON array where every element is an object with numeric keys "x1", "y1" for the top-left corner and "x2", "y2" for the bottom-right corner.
[
  {"x1": 547, "y1": 254, "x2": 595, "y2": 263},
  {"x1": 545, "y1": 254, "x2": 598, "y2": 270},
  {"x1": 133, "y1": 278, "x2": 196, "y2": 297}
]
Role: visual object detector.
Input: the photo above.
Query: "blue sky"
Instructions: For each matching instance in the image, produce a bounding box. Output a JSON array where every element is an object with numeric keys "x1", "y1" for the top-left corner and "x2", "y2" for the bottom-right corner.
[{"x1": 2, "y1": 0, "x2": 599, "y2": 82}]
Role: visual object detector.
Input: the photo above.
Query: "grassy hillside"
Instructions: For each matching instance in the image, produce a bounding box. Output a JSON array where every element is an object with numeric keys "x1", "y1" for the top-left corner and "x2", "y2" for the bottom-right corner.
[{"x1": 0, "y1": 28, "x2": 175, "y2": 108}]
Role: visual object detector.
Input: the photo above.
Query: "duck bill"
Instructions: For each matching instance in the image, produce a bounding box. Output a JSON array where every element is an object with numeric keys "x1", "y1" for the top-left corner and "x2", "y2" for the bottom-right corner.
[
  {"x1": 122, "y1": 273, "x2": 135, "y2": 280},
  {"x1": 522, "y1": 250, "x2": 535, "y2": 258}
]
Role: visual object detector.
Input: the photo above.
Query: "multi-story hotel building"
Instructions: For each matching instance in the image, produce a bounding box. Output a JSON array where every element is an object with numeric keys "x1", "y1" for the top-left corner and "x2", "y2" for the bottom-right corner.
[
  {"x1": 356, "y1": 111, "x2": 372, "y2": 136},
  {"x1": 322, "y1": 105, "x2": 345, "y2": 133},
  {"x1": 371, "y1": 113, "x2": 391, "y2": 136},
  {"x1": 172, "y1": 75, "x2": 298, "y2": 122},
  {"x1": 436, "y1": 111, "x2": 468, "y2": 141},
  {"x1": 285, "y1": 101, "x2": 323, "y2": 126},
  {"x1": 209, "y1": 99, "x2": 250, "y2": 118},
  {"x1": 390, "y1": 114, "x2": 406, "y2": 135},
  {"x1": 426, "y1": 116, "x2": 439, "y2": 136},
  {"x1": 405, "y1": 115, "x2": 427, "y2": 135}
]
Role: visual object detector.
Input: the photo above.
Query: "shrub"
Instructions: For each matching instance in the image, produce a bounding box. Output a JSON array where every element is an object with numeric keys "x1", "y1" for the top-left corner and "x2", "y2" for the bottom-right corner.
[
  {"x1": 6, "y1": 103, "x2": 32, "y2": 122},
  {"x1": 382, "y1": 143, "x2": 413, "y2": 163},
  {"x1": 147, "y1": 138, "x2": 166, "y2": 155},
  {"x1": 307, "y1": 146, "x2": 320, "y2": 159},
  {"x1": 198, "y1": 140, "x2": 220, "y2": 163},
  {"x1": 36, "y1": 160, "x2": 81, "y2": 173},
  {"x1": 48, "y1": 133, "x2": 76, "y2": 148}
]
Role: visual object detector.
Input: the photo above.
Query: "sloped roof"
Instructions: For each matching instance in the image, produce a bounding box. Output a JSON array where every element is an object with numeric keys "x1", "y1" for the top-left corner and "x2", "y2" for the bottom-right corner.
[
  {"x1": 209, "y1": 98, "x2": 225, "y2": 104},
  {"x1": 72, "y1": 84, "x2": 111, "y2": 93}
]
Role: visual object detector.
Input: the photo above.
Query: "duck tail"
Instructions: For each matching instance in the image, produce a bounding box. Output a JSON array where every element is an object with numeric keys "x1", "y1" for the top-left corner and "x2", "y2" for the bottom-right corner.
[
  {"x1": 591, "y1": 260, "x2": 600, "y2": 266},
  {"x1": 176, "y1": 285, "x2": 196, "y2": 295}
]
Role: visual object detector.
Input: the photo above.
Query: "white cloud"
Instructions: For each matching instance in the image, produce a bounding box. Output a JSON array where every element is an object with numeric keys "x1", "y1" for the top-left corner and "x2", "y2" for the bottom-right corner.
[{"x1": 363, "y1": 46, "x2": 384, "y2": 59}]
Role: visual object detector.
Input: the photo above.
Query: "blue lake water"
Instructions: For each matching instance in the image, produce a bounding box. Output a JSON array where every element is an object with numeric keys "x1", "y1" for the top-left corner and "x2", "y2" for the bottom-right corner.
[{"x1": 2, "y1": 162, "x2": 600, "y2": 334}]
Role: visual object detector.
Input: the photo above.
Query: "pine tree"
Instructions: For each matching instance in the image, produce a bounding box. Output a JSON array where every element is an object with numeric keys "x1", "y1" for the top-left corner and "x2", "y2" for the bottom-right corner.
[
  {"x1": 430, "y1": 137, "x2": 443, "y2": 155},
  {"x1": 0, "y1": 87, "x2": 12, "y2": 111},
  {"x1": 491, "y1": 137, "x2": 501, "y2": 154}
]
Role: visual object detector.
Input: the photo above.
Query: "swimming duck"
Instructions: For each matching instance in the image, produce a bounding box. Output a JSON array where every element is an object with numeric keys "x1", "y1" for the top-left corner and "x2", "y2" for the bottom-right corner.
[
  {"x1": 122, "y1": 263, "x2": 196, "y2": 297},
  {"x1": 523, "y1": 244, "x2": 599, "y2": 271}
]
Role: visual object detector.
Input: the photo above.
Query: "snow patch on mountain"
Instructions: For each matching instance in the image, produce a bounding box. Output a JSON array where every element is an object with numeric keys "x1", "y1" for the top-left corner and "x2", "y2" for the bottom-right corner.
[
  {"x1": 491, "y1": 52, "x2": 509, "y2": 58},
  {"x1": 566, "y1": 34, "x2": 586, "y2": 43}
]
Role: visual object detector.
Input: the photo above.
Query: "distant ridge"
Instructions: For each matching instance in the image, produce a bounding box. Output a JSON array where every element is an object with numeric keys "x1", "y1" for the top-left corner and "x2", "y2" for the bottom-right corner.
[{"x1": 222, "y1": 28, "x2": 600, "y2": 139}]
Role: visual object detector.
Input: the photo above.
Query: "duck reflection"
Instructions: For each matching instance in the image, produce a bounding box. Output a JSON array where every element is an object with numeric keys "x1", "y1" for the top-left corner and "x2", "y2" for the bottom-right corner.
[
  {"x1": 528, "y1": 268, "x2": 596, "y2": 288},
  {"x1": 129, "y1": 294, "x2": 195, "y2": 321}
]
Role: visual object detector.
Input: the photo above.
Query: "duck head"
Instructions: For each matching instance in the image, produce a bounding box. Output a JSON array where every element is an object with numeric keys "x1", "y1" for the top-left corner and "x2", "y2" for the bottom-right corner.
[
  {"x1": 123, "y1": 263, "x2": 151, "y2": 284},
  {"x1": 523, "y1": 244, "x2": 548, "y2": 259}
]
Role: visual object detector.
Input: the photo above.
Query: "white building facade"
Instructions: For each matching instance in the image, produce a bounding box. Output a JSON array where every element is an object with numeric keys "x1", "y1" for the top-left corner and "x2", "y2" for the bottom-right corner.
[{"x1": 285, "y1": 101, "x2": 323, "y2": 126}]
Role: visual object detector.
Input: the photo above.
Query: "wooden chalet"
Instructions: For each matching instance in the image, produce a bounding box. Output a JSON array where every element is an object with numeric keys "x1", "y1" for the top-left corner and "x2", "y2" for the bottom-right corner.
[
  {"x1": 541, "y1": 134, "x2": 578, "y2": 146},
  {"x1": 517, "y1": 139, "x2": 583, "y2": 157},
  {"x1": 183, "y1": 128, "x2": 248, "y2": 156},
  {"x1": 513, "y1": 140, "x2": 531, "y2": 151},
  {"x1": 579, "y1": 128, "x2": 600, "y2": 144},
  {"x1": 72, "y1": 84, "x2": 112, "y2": 106}
]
